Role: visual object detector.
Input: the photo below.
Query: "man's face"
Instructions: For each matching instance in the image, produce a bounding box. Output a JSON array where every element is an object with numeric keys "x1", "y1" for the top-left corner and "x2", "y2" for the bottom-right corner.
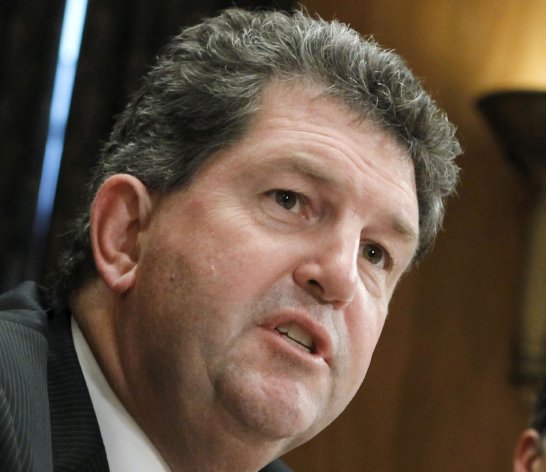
[{"x1": 118, "y1": 82, "x2": 419, "y2": 455}]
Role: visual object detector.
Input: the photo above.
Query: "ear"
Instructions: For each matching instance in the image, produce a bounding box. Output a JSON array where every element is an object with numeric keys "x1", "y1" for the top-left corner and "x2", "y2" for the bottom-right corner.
[
  {"x1": 90, "y1": 174, "x2": 153, "y2": 294},
  {"x1": 514, "y1": 429, "x2": 545, "y2": 472}
]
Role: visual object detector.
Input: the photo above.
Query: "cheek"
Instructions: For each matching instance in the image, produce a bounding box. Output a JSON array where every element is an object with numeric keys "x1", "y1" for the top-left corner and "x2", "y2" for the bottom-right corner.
[
  {"x1": 343, "y1": 301, "x2": 388, "y2": 393},
  {"x1": 185, "y1": 229, "x2": 288, "y2": 306}
]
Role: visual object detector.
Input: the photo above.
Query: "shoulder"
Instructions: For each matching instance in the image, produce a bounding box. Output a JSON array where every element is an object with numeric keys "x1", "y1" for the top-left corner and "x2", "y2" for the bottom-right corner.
[
  {"x1": 0, "y1": 280, "x2": 50, "y2": 391},
  {"x1": 0, "y1": 281, "x2": 54, "y2": 470},
  {"x1": 0, "y1": 280, "x2": 50, "y2": 374},
  {"x1": 0, "y1": 280, "x2": 51, "y2": 394},
  {"x1": 0, "y1": 281, "x2": 49, "y2": 334}
]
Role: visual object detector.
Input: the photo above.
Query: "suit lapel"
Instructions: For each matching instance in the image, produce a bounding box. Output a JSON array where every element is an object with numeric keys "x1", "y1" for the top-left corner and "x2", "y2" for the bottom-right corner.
[{"x1": 47, "y1": 311, "x2": 109, "y2": 472}]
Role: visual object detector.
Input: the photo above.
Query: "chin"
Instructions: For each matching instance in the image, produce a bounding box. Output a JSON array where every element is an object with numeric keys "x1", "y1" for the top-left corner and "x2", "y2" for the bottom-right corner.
[{"x1": 214, "y1": 363, "x2": 325, "y2": 443}]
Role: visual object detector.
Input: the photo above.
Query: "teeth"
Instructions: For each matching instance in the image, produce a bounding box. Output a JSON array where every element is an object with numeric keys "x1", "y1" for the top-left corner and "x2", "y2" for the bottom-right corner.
[{"x1": 275, "y1": 323, "x2": 314, "y2": 353}]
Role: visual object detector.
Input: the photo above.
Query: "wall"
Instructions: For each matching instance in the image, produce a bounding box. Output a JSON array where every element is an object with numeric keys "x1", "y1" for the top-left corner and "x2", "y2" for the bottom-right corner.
[{"x1": 283, "y1": 0, "x2": 544, "y2": 470}]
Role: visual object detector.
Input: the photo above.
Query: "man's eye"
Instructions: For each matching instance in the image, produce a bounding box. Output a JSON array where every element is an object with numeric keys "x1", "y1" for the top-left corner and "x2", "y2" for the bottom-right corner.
[
  {"x1": 362, "y1": 243, "x2": 387, "y2": 268},
  {"x1": 271, "y1": 190, "x2": 301, "y2": 213}
]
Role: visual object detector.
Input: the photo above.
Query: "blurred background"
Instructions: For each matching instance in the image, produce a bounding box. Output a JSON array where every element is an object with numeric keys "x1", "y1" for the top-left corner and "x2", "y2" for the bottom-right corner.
[{"x1": 1, "y1": 1, "x2": 545, "y2": 470}]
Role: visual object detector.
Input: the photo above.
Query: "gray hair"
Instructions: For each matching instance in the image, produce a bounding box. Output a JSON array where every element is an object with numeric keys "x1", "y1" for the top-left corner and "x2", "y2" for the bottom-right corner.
[{"x1": 51, "y1": 7, "x2": 461, "y2": 308}]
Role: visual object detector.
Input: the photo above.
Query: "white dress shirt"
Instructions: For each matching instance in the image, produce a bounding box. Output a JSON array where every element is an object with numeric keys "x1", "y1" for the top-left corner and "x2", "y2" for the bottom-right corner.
[{"x1": 72, "y1": 318, "x2": 171, "y2": 471}]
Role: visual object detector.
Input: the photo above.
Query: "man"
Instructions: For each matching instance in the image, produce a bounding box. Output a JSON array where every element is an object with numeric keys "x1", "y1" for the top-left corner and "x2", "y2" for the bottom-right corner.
[
  {"x1": 0, "y1": 8, "x2": 461, "y2": 472},
  {"x1": 515, "y1": 383, "x2": 546, "y2": 471}
]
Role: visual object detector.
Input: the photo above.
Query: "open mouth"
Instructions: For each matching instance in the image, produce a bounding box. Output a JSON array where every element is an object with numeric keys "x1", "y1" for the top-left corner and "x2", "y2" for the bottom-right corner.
[{"x1": 274, "y1": 323, "x2": 316, "y2": 354}]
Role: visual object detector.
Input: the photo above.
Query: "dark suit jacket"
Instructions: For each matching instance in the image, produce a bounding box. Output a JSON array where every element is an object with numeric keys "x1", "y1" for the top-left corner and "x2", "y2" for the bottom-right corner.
[{"x1": 0, "y1": 282, "x2": 292, "y2": 472}]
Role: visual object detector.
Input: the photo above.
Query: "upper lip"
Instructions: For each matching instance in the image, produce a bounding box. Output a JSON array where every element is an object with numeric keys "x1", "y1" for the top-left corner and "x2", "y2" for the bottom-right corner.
[{"x1": 259, "y1": 310, "x2": 334, "y2": 365}]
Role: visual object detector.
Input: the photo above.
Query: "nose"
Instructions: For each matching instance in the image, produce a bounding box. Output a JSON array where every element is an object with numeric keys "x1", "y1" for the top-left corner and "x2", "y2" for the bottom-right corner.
[{"x1": 293, "y1": 229, "x2": 360, "y2": 309}]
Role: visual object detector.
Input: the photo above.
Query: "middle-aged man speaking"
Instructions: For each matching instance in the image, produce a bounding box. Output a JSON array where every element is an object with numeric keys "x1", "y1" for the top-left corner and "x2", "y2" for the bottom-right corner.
[{"x1": 0, "y1": 8, "x2": 461, "y2": 472}]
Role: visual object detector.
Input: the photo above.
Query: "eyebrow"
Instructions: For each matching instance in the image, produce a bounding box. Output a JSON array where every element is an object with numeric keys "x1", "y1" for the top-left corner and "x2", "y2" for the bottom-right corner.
[
  {"x1": 390, "y1": 215, "x2": 419, "y2": 244},
  {"x1": 254, "y1": 154, "x2": 419, "y2": 243},
  {"x1": 255, "y1": 155, "x2": 340, "y2": 186}
]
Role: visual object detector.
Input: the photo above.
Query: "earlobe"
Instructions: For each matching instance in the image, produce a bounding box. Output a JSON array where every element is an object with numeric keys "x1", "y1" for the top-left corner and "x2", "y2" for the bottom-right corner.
[
  {"x1": 90, "y1": 174, "x2": 153, "y2": 294},
  {"x1": 514, "y1": 429, "x2": 544, "y2": 472}
]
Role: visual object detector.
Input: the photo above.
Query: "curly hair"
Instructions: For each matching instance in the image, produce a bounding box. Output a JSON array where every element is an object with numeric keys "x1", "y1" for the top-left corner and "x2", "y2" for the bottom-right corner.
[{"x1": 50, "y1": 7, "x2": 461, "y2": 310}]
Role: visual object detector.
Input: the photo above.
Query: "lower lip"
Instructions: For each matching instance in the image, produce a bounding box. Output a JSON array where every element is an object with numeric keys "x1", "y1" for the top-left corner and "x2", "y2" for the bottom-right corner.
[{"x1": 258, "y1": 326, "x2": 328, "y2": 369}]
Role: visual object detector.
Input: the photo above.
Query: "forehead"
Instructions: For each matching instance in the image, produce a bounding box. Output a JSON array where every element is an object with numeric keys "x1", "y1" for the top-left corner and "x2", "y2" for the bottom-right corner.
[
  {"x1": 249, "y1": 80, "x2": 411, "y2": 165},
  {"x1": 222, "y1": 80, "x2": 416, "y2": 201}
]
